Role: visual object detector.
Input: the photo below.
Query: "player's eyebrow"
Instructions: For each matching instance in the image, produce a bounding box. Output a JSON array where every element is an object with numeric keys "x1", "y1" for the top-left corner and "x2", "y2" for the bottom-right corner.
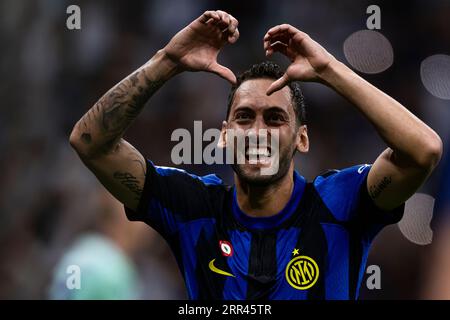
[
  {"x1": 232, "y1": 106, "x2": 255, "y2": 115},
  {"x1": 264, "y1": 106, "x2": 289, "y2": 116},
  {"x1": 234, "y1": 105, "x2": 288, "y2": 115}
]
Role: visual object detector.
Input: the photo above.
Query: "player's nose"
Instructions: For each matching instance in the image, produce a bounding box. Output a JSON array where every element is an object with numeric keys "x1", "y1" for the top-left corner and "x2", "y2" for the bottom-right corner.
[{"x1": 251, "y1": 116, "x2": 268, "y2": 132}]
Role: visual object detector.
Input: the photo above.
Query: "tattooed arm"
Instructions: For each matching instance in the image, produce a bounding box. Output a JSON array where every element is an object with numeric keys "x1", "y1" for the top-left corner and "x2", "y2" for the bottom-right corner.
[
  {"x1": 70, "y1": 10, "x2": 239, "y2": 211},
  {"x1": 69, "y1": 52, "x2": 176, "y2": 210},
  {"x1": 319, "y1": 61, "x2": 443, "y2": 211},
  {"x1": 263, "y1": 24, "x2": 443, "y2": 211}
]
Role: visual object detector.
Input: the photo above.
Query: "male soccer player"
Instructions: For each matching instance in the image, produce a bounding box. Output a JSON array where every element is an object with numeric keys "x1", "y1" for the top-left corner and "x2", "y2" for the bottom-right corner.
[{"x1": 70, "y1": 10, "x2": 442, "y2": 299}]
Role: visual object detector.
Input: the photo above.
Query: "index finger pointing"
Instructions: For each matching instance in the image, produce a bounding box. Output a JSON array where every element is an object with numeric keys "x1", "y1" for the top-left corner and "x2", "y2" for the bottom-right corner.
[{"x1": 265, "y1": 24, "x2": 304, "y2": 38}]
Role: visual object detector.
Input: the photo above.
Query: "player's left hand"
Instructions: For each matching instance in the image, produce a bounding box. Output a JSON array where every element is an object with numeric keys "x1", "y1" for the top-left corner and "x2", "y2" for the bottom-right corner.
[{"x1": 264, "y1": 24, "x2": 336, "y2": 95}]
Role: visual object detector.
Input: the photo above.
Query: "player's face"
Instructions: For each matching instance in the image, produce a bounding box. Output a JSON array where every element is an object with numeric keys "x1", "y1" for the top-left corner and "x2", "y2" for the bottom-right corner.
[{"x1": 224, "y1": 78, "x2": 307, "y2": 185}]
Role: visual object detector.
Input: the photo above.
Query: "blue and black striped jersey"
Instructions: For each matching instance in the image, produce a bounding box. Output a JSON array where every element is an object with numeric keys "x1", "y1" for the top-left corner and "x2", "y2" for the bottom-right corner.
[{"x1": 125, "y1": 161, "x2": 404, "y2": 300}]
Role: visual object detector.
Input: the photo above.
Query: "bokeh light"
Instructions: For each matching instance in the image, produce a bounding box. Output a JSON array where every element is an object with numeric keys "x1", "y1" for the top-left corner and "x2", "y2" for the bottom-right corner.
[
  {"x1": 399, "y1": 193, "x2": 435, "y2": 246},
  {"x1": 420, "y1": 54, "x2": 450, "y2": 100},
  {"x1": 343, "y1": 30, "x2": 394, "y2": 74}
]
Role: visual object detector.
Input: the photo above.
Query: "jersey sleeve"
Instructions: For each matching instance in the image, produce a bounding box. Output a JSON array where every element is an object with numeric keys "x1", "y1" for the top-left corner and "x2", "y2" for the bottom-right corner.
[
  {"x1": 124, "y1": 160, "x2": 225, "y2": 239},
  {"x1": 313, "y1": 164, "x2": 404, "y2": 241}
]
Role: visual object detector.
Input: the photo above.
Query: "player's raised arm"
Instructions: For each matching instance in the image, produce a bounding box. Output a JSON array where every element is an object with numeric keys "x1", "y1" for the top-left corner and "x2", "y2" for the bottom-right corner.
[
  {"x1": 69, "y1": 10, "x2": 239, "y2": 211},
  {"x1": 263, "y1": 24, "x2": 443, "y2": 211}
]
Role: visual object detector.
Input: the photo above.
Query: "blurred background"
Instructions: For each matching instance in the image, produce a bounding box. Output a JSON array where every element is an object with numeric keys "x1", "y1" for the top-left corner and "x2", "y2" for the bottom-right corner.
[{"x1": 0, "y1": 0, "x2": 449, "y2": 299}]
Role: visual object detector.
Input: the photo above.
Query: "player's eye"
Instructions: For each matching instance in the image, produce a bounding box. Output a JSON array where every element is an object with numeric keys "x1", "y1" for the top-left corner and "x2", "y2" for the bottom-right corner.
[
  {"x1": 266, "y1": 113, "x2": 286, "y2": 124},
  {"x1": 235, "y1": 112, "x2": 253, "y2": 122}
]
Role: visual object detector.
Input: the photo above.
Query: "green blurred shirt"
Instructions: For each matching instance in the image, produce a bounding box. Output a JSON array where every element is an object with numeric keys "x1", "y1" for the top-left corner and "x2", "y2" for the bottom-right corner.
[{"x1": 49, "y1": 233, "x2": 139, "y2": 300}]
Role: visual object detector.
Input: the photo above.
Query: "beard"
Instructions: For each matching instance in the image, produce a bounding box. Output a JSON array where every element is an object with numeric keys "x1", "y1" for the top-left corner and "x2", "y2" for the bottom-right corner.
[{"x1": 231, "y1": 143, "x2": 295, "y2": 187}]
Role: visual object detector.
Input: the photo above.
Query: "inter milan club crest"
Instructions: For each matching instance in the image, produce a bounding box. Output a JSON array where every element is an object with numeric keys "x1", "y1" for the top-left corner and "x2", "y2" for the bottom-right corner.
[
  {"x1": 219, "y1": 240, "x2": 233, "y2": 257},
  {"x1": 285, "y1": 248, "x2": 319, "y2": 290}
]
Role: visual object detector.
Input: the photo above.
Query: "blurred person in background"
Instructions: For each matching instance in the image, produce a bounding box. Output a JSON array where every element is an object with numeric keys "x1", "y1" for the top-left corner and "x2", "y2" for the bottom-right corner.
[
  {"x1": 423, "y1": 216, "x2": 450, "y2": 299},
  {"x1": 422, "y1": 149, "x2": 450, "y2": 299},
  {"x1": 49, "y1": 188, "x2": 153, "y2": 299}
]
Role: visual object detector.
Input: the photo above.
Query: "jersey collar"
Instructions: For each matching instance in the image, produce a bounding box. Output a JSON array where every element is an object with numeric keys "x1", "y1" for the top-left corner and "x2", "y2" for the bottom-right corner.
[{"x1": 232, "y1": 171, "x2": 306, "y2": 230}]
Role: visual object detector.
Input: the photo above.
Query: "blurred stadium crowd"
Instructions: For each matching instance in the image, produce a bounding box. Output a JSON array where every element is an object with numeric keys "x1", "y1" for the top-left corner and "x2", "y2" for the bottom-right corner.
[{"x1": 0, "y1": 0, "x2": 449, "y2": 299}]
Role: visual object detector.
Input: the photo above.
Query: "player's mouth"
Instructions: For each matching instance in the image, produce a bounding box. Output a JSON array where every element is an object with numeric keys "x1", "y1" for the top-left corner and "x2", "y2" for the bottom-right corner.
[{"x1": 244, "y1": 146, "x2": 272, "y2": 165}]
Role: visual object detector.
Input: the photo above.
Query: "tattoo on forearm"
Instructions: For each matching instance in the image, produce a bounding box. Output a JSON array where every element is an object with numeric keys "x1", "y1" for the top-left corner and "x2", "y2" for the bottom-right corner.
[
  {"x1": 100, "y1": 69, "x2": 163, "y2": 134},
  {"x1": 113, "y1": 171, "x2": 143, "y2": 200},
  {"x1": 369, "y1": 176, "x2": 392, "y2": 199},
  {"x1": 77, "y1": 66, "x2": 164, "y2": 151}
]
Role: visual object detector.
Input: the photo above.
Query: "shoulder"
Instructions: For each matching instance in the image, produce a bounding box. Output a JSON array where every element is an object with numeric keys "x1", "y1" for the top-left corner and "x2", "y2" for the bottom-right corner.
[
  {"x1": 312, "y1": 164, "x2": 372, "y2": 221},
  {"x1": 313, "y1": 164, "x2": 371, "y2": 187},
  {"x1": 126, "y1": 161, "x2": 231, "y2": 235},
  {"x1": 152, "y1": 163, "x2": 223, "y2": 182},
  {"x1": 146, "y1": 161, "x2": 228, "y2": 191}
]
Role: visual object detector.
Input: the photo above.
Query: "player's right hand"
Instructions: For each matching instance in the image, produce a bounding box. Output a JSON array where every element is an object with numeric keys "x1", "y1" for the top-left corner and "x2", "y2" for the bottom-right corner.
[{"x1": 162, "y1": 10, "x2": 239, "y2": 84}]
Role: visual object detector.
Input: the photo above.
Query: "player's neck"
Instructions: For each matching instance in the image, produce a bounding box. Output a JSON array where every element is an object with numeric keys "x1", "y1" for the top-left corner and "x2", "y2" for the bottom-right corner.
[{"x1": 234, "y1": 166, "x2": 295, "y2": 218}]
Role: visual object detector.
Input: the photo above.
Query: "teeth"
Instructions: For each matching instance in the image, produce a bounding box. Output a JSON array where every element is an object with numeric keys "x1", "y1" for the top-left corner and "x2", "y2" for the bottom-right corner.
[{"x1": 246, "y1": 148, "x2": 270, "y2": 156}]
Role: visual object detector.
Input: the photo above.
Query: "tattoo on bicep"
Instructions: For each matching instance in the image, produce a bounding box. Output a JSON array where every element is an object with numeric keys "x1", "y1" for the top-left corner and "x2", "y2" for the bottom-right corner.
[
  {"x1": 113, "y1": 171, "x2": 143, "y2": 200},
  {"x1": 132, "y1": 158, "x2": 146, "y2": 177},
  {"x1": 369, "y1": 176, "x2": 392, "y2": 199}
]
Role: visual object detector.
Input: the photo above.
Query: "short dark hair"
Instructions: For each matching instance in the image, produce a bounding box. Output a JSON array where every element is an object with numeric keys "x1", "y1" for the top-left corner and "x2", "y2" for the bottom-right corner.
[{"x1": 226, "y1": 61, "x2": 307, "y2": 125}]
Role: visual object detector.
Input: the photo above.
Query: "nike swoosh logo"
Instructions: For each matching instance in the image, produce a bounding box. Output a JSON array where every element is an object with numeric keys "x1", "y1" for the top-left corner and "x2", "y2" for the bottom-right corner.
[{"x1": 208, "y1": 259, "x2": 235, "y2": 277}]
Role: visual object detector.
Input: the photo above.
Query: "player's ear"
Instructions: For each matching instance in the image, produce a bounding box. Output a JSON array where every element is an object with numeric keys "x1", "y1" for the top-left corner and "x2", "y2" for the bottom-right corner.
[
  {"x1": 218, "y1": 121, "x2": 228, "y2": 148},
  {"x1": 295, "y1": 125, "x2": 309, "y2": 153}
]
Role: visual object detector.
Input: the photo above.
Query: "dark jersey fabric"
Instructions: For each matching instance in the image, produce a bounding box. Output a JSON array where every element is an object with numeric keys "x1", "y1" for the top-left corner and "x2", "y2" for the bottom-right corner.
[{"x1": 125, "y1": 161, "x2": 404, "y2": 300}]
